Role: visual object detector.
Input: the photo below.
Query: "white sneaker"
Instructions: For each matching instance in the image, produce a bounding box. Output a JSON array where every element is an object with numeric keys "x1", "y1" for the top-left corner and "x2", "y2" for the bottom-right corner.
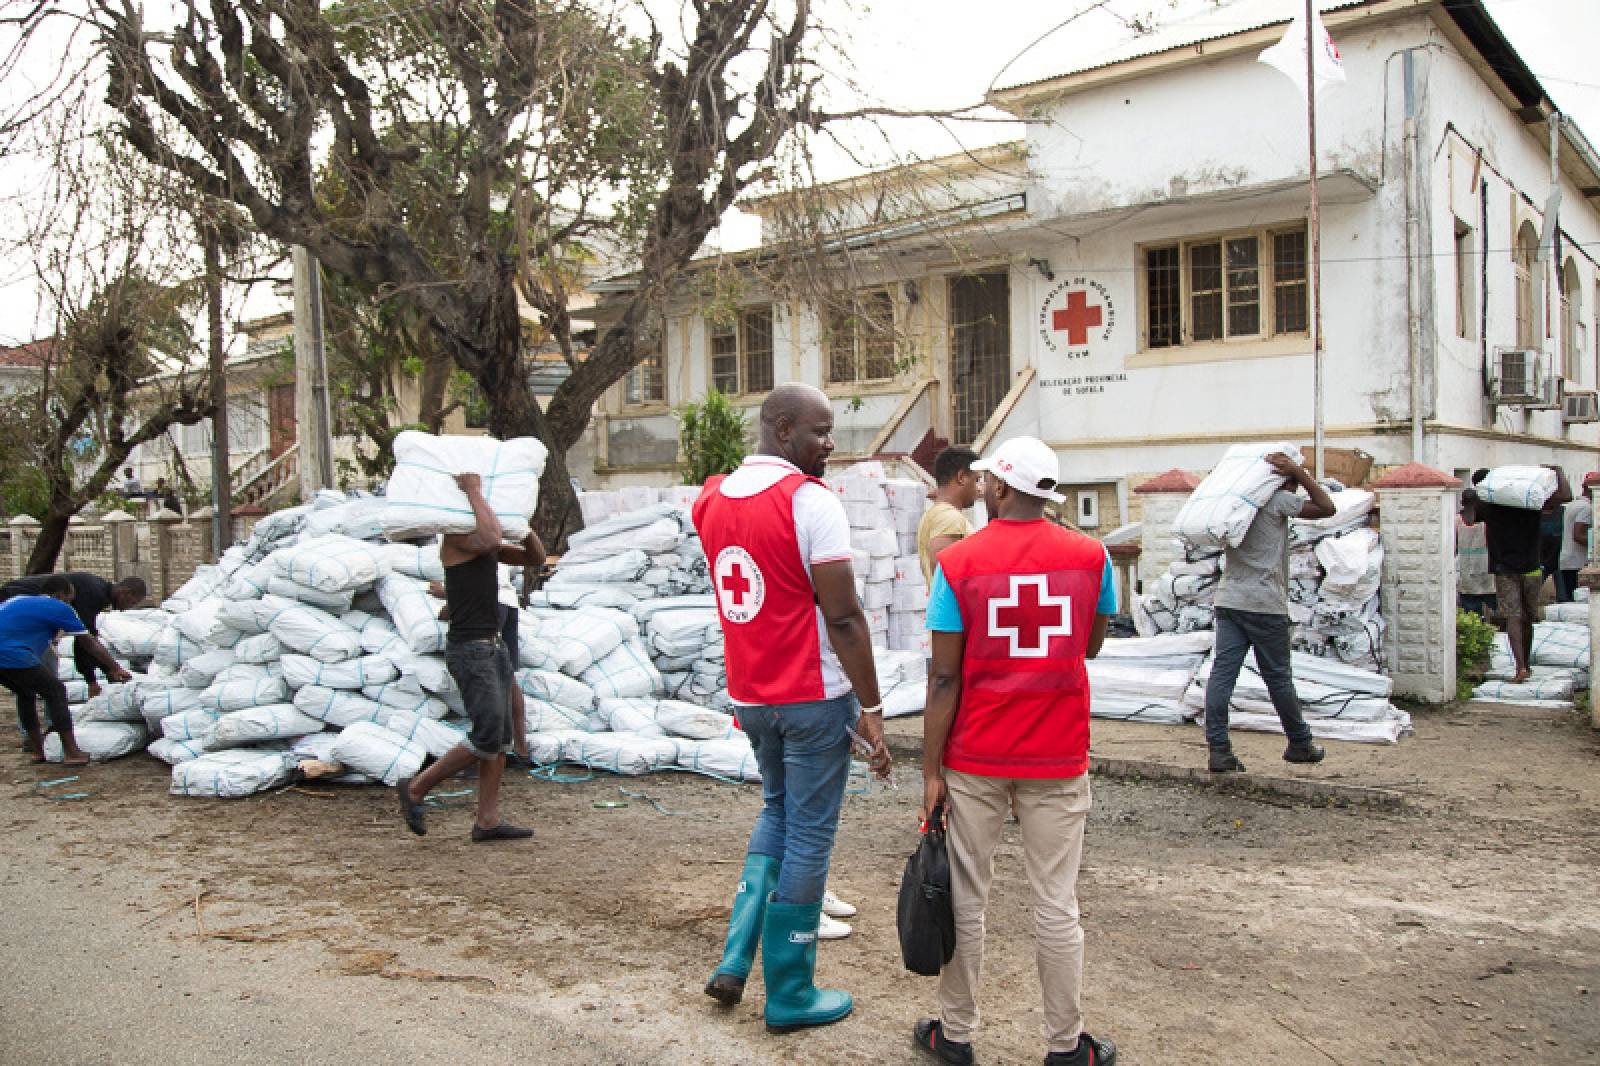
[
  {"x1": 817, "y1": 912, "x2": 853, "y2": 940},
  {"x1": 822, "y1": 891, "x2": 857, "y2": 919}
]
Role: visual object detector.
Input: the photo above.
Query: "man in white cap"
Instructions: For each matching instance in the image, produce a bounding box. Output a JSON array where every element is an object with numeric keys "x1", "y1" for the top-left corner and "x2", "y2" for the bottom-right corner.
[{"x1": 915, "y1": 436, "x2": 1118, "y2": 1066}]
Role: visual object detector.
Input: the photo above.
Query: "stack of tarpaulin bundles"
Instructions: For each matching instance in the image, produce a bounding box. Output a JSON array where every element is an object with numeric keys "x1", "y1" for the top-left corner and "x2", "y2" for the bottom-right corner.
[
  {"x1": 1182, "y1": 646, "x2": 1413, "y2": 743},
  {"x1": 631, "y1": 596, "x2": 728, "y2": 711},
  {"x1": 826, "y1": 462, "x2": 932, "y2": 650},
  {"x1": 542, "y1": 503, "x2": 711, "y2": 609},
  {"x1": 1287, "y1": 488, "x2": 1384, "y2": 673},
  {"x1": 1473, "y1": 610, "x2": 1591, "y2": 708},
  {"x1": 1131, "y1": 545, "x2": 1222, "y2": 636},
  {"x1": 1087, "y1": 632, "x2": 1213, "y2": 724}
]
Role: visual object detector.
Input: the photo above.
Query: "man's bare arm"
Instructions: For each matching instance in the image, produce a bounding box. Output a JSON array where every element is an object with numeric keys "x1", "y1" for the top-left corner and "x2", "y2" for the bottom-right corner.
[
  {"x1": 920, "y1": 629, "x2": 965, "y2": 823},
  {"x1": 1086, "y1": 614, "x2": 1110, "y2": 659},
  {"x1": 450, "y1": 472, "x2": 502, "y2": 556}
]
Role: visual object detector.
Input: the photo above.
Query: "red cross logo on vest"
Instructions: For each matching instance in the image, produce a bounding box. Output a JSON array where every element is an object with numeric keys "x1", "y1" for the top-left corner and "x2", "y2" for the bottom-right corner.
[
  {"x1": 988, "y1": 574, "x2": 1072, "y2": 658},
  {"x1": 1051, "y1": 290, "x2": 1103, "y2": 346},
  {"x1": 714, "y1": 546, "x2": 767, "y2": 624}
]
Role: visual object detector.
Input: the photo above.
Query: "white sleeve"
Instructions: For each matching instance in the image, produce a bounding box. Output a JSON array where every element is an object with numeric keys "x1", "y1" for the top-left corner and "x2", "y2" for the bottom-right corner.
[{"x1": 794, "y1": 483, "x2": 854, "y2": 566}]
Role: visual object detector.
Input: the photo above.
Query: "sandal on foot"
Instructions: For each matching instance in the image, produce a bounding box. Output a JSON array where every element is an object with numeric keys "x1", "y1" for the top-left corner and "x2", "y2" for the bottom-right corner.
[
  {"x1": 471, "y1": 823, "x2": 534, "y2": 842},
  {"x1": 396, "y1": 778, "x2": 427, "y2": 836}
]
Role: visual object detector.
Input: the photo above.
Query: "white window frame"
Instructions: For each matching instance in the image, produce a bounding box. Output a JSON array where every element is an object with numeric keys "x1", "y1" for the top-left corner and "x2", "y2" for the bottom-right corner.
[
  {"x1": 1560, "y1": 258, "x2": 1581, "y2": 384},
  {"x1": 1138, "y1": 223, "x2": 1310, "y2": 354},
  {"x1": 1454, "y1": 217, "x2": 1476, "y2": 341},
  {"x1": 1514, "y1": 221, "x2": 1541, "y2": 351}
]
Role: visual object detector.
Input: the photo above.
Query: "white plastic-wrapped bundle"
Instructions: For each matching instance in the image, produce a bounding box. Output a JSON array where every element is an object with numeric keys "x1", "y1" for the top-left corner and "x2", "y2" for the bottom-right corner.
[
  {"x1": 42, "y1": 721, "x2": 147, "y2": 762},
  {"x1": 172, "y1": 601, "x2": 242, "y2": 648},
  {"x1": 163, "y1": 566, "x2": 227, "y2": 613},
  {"x1": 595, "y1": 698, "x2": 669, "y2": 737},
  {"x1": 580, "y1": 640, "x2": 662, "y2": 700},
  {"x1": 98, "y1": 609, "x2": 171, "y2": 658},
  {"x1": 141, "y1": 685, "x2": 203, "y2": 727},
  {"x1": 266, "y1": 603, "x2": 361, "y2": 662},
  {"x1": 198, "y1": 675, "x2": 291, "y2": 712},
  {"x1": 1173, "y1": 442, "x2": 1302, "y2": 548},
  {"x1": 1474, "y1": 676, "x2": 1576, "y2": 702},
  {"x1": 281, "y1": 653, "x2": 399, "y2": 691},
  {"x1": 264, "y1": 574, "x2": 353, "y2": 612},
  {"x1": 179, "y1": 649, "x2": 239, "y2": 689},
  {"x1": 1543, "y1": 602, "x2": 1589, "y2": 625},
  {"x1": 652, "y1": 701, "x2": 737, "y2": 740},
  {"x1": 273, "y1": 533, "x2": 388, "y2": 593},
  {"x1": 161, "y1": 708, "x2": 220, "y2": 741},
  {"x1": 171, "y1": 748, "x2": 297, "y2": 798},
  {"x1": 302, "y1": 496, "x2": 389, "y2": 541},
  {"x1": 203, "y1": 704, "x2": 323, "y2": 750},
  {"x1": 293, "y1": 685, "x2": 388, "y2": 728},
  {"x1": 331, "y1": 721, "x2": 427, "y2": 786},
  {"x1": 232, "y1": 633, "x2": 285, "y2": 664},
  {"x1": 378, "y1": 708, "x2": 465, "y2": 758},
  {"x1": 147, "y1": 735, "x2": 207, "y2": 765},
  {"x1": 676, "y1": 737, "x2": 761, "y2": 782},
  {"x1": 529, "y1": 607, "x2": 631, "y2": 675},
  {"x1": 222, "y1": 559, "x2": 276, "y2": 600},
  {"x1": 389, "y1": 654, "x2": 462, "y2": 710},
  {"x1": 527, "y1": 728, "x2": 589, "y2": 765},
  {"x1": 523, "y1": 698, "x2": 591, "y2": 732},
  {"x1": 215, "y1": 598, "x2": 276, "y2": 635},
  {"x1": 1291, "y1": 489, "x2": 1376, "y2": 544},
  {"x1": 561, "y1": 731, "x2": 680, "y2": 775},
  {"x1": 1474, "y1": 466, "x2": 1558, "y2": 510},
  {"x1": 1088, "y1": 693, "x2": 1193, "y2": 724},
  {"x1": 516, "y1": 668, "x2": 596, "y2": 711},
  {"x1": 380, "y1": 541, "x2": 444, "y2": 582},
  {"x1": 362, "y1": 682, "x2": 451, "y2": 720},
  {"x1": 212, "y1": 662, "x2": 279, "y2": 685},
  {"x1": 376, "y1": 574, "x2": 448, "y2": 655},
  {"x1": 382, "y1": 431, "x2": 548, "y2": 541},
  {"x1": 1315, "y1": 528, "x2": 1383, "y2": 601},
  {"x1": 1531, "y1": 622, "x2": 1590, "y2": 670},
  {"x1": 74, "y1": 681, "x2": 147, "y2": 723},
  {"x1": 152, "y1": 625, "x2": 204, "y2": 668}
]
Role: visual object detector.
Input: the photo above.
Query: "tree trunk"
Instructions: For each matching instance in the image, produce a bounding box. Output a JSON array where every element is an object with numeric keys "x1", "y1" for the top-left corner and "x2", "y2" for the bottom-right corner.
[
  {"x1": 26, "y1": 507, "x2": 73, "y2": 574},
  {"x1": 420, "y1": 353, "x2": 453, "y2": 433}
]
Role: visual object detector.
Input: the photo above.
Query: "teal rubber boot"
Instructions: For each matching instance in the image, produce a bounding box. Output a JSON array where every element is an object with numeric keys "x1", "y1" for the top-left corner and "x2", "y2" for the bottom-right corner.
[
  {"x1": 704, "y1": 853, "x2": 780, "y2": 1006},
  {"x1": 761, "y1": 896, "x2": 854, "y2": 1033}
]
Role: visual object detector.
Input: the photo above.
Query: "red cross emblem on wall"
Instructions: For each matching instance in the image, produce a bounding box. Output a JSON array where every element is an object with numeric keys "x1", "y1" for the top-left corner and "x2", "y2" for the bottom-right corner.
[
  {"x1": 988, "y1": 575, "x2": 1072, "y2": 658},
  {"x1": 1051, "y1": 290, "x2": 1103, "y2": 346}
]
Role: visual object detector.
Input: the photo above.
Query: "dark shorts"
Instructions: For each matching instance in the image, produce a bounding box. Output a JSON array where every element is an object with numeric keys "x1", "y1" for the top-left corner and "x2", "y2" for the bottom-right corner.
[
  {"x1": 445, "y1": 639, "x2": 515, "y2": 758},
  {"x1": 1492, "y1": 573, "x2": 1543, "y2": 625}
]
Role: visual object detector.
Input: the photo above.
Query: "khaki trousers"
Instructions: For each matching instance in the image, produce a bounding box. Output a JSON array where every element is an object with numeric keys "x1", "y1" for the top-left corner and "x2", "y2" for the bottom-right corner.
[{"x1": 937, "y1": 769, "x2": 1092, "y2": 1054}]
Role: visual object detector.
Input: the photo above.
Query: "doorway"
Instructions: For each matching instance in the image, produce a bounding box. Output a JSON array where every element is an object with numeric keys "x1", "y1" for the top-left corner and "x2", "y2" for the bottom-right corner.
[{"x1": 948, "y1": 271, "x2": 1011, "y2": 445}]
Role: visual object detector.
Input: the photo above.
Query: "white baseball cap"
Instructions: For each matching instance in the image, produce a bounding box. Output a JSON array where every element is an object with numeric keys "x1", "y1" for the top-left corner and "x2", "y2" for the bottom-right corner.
[{"x1": 971, "y1": 436, "x2": 1066, "y2": 504}]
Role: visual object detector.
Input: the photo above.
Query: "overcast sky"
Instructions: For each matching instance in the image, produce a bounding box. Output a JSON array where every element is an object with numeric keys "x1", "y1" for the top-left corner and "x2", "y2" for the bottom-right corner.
[{"x1": 0, "y1": 0, "x2": 1589, "y2": 341}]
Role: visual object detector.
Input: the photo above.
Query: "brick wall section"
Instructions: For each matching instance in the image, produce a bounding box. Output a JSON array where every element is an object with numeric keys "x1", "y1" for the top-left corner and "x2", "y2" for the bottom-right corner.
[
  {"x1": 0, "y1": 511, "x2": 219, "y2": 598},
  {"x1": 1373, "y1": 463, "x2": 1460, "y2": 704},
  {"x1": 60, "y1": 524, "x2": 114, "y2": 576}
]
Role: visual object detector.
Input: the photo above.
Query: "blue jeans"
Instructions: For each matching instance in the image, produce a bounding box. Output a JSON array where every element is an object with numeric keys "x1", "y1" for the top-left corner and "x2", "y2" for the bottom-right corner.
[
  {"x1": 738, "y1": 693, "x2": 857, "y2": 905},
  {"x1": 1204, "y1": 607, "x2": 1313, "y2": 750}
]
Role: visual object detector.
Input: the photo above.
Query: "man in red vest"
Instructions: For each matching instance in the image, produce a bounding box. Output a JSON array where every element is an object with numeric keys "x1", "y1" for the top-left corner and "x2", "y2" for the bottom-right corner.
[
  {"x1": 915, "y1": 436, "x2": 1118, "y2": 1066},
  {"x1": 693, "y1": 382, "x2": 891, "y2": 1034}
]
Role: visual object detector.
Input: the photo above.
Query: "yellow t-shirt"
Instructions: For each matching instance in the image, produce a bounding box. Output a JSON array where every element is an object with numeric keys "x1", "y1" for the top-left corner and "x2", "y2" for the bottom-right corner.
[{"x1": 917, "y1": 501, "x2": 973, "y2": 584}]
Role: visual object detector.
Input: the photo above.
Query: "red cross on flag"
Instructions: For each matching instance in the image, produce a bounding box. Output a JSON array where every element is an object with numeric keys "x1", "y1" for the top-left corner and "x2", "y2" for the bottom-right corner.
[{"x1": 1259, "y1": 6, "x2": 1345, "y2": 99}]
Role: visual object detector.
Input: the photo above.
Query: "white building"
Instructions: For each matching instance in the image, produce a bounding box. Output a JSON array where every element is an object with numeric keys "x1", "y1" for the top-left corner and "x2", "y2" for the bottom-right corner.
[{"x1": 589, "y1": 0, "x2": 1600, "y2": 531}]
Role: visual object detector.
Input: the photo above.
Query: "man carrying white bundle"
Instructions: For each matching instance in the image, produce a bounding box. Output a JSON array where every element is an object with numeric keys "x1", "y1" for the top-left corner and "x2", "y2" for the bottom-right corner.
[
  {"x1": 397, "y1": 473, "x2": 542, "y2": 842},
  {"x1": 1204, "y1": 452, "x2": 1335, "y2": 773}
]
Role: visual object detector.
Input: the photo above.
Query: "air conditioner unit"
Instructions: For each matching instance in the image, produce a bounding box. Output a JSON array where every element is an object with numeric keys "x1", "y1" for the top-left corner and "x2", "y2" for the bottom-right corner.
[
  {"x1": 1490, "y1": 348, "x2": 1558, "y2": 408},
  {"x1": 1563, "y1": 387, "x2": 1599, "y2": 424}
]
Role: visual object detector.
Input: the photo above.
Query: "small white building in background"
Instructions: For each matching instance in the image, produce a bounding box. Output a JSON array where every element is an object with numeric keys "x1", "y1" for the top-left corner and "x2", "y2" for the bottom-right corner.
[{"x1": 589, "y1": 0, "x2": 1600, "y2": 531}]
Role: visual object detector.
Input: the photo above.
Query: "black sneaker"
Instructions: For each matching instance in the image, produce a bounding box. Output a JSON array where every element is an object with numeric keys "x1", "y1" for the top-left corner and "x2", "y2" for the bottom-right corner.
[
  {"x1": 1208, "y1": 749, "x2": 1246, "y2": 773},
  {"x1": 1283, "y1": 739, "x2": 1325, "y2": 764},
  {"x1": 914, "y1": 1018, "x2": 975, "y2": 1066},
  {"x1": 1044, "y1": 1032, "x2": 1117, "y2": 1066}
]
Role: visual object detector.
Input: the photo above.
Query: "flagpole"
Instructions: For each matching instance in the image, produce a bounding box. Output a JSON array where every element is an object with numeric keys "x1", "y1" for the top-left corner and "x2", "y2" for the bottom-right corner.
[{"x1": 1305, "y1": 0, "x2": 1324, "y2": 479}]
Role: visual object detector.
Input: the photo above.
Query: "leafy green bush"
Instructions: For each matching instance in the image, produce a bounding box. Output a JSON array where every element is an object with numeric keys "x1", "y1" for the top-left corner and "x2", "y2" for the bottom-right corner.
[
  {"x1": 1456, "y1": 608, "x2": 1497, "y2": 701},
  {"x1": 678, "y1": 389, "x2": 748, "y2": 485},
  {"x1": 0, "y1": 466, "x2": 50, "y2": 520}
]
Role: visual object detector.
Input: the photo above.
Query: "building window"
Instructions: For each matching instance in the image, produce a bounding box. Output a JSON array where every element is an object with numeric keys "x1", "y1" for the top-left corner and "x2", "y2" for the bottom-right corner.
[
  {"x1": 1142, "y1": 224, "x2": 1309, "y2": 350},
  {"x1": 826, "y1": 288, "x2": 896, "y2": 384},
  {"x1": 1560, "y1": 258, "x2": 1581, "y2": 384},
  {"x1": 1513, "y1": 221, "x2": 1540, "y2": 350},
  {"x1": 949, "y1": 271, "x2": 1011, "y2": 445},
  {"x1": 624, "y1": 348, "x2": 665, "y2": 405},
  {"x1": 1454, "y1": 218, "x2": 1475, "y2": 340},
  {"x1": 708, "y1": 306, "x2": 774, "y2": 395}
]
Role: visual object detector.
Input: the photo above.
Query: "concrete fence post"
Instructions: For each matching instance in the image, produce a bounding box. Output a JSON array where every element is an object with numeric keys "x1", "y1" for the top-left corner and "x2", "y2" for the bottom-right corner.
[
  {"x1": 101, "y1": 510, "x2": 134, "y2": 581},
  {"x1": 151, "y1": 508, "x2": 183, "y2": 601},
  {"x1": 189, "y1": 506, "x2": 216, "y2": 564},
  {"x1": 1372, "y1": 462, "x2": 1461, "y2": 704},
  {"x1": 9, "y1": 514, "x2": 39, "y2": 576},
  {"x1": 1132, "y1": 469, "x2": 1201, "y2": 593}
]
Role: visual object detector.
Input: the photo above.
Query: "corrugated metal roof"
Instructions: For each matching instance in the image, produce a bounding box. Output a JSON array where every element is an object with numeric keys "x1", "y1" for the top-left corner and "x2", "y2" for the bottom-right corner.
[{"x1": 992, "y1": 0, "x2": 1378, "y2": 98}]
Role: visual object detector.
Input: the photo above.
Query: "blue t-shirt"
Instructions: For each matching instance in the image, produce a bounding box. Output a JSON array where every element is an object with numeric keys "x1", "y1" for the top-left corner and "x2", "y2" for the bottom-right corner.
[
  {"x1": 927, "y1": 549, "x2": 1118, "y2": 632},
  {"x1": 0, "y1": 596, "x2": 87, "y2": 669}
]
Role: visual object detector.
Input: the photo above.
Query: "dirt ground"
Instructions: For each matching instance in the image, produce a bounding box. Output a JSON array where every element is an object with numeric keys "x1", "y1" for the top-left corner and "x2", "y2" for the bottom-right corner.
[{"x1": 2, "y1": 704, "x2": 1597, "y2": 1066}]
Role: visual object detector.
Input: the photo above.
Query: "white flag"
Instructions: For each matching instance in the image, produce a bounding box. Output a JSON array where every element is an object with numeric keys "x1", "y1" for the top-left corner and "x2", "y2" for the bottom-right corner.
[{"x1": 1259, "y1": 7, "x2": 1346, "y2": 97}]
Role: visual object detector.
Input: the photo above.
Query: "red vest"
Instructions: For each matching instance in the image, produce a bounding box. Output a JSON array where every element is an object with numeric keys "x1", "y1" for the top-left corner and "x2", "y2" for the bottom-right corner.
[
  {"x1": 938, "y1": 518, "x2": 1105, "y2": 778},
  {"x1": 692, "y1": 472, "x2": 827, "y2": 706}
]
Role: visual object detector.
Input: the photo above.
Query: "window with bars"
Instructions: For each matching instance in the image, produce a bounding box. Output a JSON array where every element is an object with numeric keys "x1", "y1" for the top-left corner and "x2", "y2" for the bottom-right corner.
[
  {"x1": 709, "y1": 306, "x2": 775, "y2": 395},
  {"x1": 624, "y1": 348, "x2": 666, "y2": 405},
  {"x1": 949, "y1": 272, "x2": 1011, "y2": 446},
  {"x1": 1513, "y1": 222, "x2": 1540, "y2": 350},
  {"x1": 825, "y1": 288, "x2": 897, "y2": 384},
  {"x1": 1142, "y1": 225, "x2": 1309, "y2": 350}
]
